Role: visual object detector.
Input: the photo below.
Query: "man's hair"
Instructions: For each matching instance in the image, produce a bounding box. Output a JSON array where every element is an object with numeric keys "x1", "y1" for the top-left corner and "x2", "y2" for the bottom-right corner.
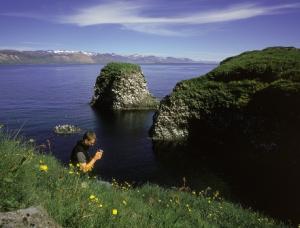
[{"x1": 83, "y1": 131, "x2": 96, "y2": 141}]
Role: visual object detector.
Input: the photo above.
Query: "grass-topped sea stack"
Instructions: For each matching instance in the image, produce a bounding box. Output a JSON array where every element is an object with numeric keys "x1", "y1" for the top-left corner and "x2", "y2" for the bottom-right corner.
[
  {"x1": 150, "y1": 47, "x2": 300, "y2": 146},
  {"x1": 90, "y1": 62, "x2": 158, "y2": 110},
  {"x1": 149, "y1": 47, "x2": 300, "y2": 223}
]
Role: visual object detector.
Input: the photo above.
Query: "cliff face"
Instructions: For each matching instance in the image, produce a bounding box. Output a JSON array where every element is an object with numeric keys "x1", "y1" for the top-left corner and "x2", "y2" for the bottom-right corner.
[
  {"x1": 90, "y1": 62, "x2": 158, "y2": 110},
  {"x1": 149, "y1": 47, "x2": 300, "y2": 153}
]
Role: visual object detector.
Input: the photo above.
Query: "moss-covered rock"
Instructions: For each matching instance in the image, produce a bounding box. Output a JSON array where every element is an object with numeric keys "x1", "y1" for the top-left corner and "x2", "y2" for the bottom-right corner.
[
  {"x1": 207, "y1": 46, "x2": 300, "y2": 82},
  {"x1": 90, "y1": 62, "x2": 158, "y2": 110},
  {"x1": 149, "y1": 47, "x2": 300, "y2": 147}
]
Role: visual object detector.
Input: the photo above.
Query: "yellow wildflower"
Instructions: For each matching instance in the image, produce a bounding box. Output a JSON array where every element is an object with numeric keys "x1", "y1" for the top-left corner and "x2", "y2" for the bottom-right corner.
[
  {"x1": 39, "y1": 164, "x2": 48, "y2": 172},
  {"x1": 76, "y1": 163, "x2": 80, "y2": 167},
  {"x1": 112, "y1": 209, "x2": 118, "y2": 215},
  {"x1": 89, "y1": 195, "x2": 96, "y2": 200}
]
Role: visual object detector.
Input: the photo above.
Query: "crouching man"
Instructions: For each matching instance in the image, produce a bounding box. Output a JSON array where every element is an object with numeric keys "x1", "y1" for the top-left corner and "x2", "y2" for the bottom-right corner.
[{"x1": 70, "y1": 131, "x2": 103, "y2": 173}]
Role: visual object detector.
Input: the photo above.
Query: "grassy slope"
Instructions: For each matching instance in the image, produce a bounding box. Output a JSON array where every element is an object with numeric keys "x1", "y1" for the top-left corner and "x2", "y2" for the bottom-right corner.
[
  {"x1": 169, "y1": 47, "x2": 300, "y2": 108},
  {"x1": 0, "y1": 133, "x2": 287, "y2": 227},
  {"x1": 206, "y1": 47, "x2": 300, "y2": 82}
]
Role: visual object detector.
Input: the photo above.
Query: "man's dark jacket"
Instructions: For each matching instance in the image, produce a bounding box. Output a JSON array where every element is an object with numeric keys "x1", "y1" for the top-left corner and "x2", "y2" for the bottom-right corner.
[{"x1": 70, "y1": 140, "x2": 91, "y2": 166}]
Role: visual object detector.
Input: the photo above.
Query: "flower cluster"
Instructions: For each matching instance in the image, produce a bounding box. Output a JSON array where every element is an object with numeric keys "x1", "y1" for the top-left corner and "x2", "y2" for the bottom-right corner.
[
  {"x1": 88, "y1": 194, "x2": 104, "y2": 209},
  {"x1": 39, "y1": 160, "x2": 48, "y2": 172},
  {"x1": 88, "y1": 192, "x2": 122, "y2": 216},
  {"x1": 111, "y1": 178, "x2": 132, "y2": 191},
  {"x1": 68, "y1": 163, "x2": 80, "y2": 175}
]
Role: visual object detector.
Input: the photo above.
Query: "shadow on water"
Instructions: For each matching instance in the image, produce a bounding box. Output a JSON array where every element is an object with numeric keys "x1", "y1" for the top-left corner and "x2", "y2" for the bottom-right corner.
[
  {"x1": 90, "y1": 109, "x2": 231, "y2": 193},
  {"x1": 90, "y1": 109, "x2": 158, "y2": 183},
  {"x1": 151, "y1": 113, "x2": 300, "y2": 225},
  {"x1": 151, "y1": 140, "x2": 232, "y2": 195}
]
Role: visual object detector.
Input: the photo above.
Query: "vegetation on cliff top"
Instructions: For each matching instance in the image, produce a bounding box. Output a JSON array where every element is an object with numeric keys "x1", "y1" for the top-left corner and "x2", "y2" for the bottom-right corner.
[
  {"x1": 206, "y1": 47, "x2": 300, "y2": 82},
  {"x1": 99, "y1": 62, "x2": 142, "y2": 79}
]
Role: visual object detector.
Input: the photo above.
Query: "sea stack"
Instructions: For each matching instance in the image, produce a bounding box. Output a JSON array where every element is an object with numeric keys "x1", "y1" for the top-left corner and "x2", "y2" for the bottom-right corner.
[
  {"x1": 149, "y1": 47, "x2": 300, "y2": 146},
  {"x1": 90, "y1": 62, "x2": 158, "y2": 110}
]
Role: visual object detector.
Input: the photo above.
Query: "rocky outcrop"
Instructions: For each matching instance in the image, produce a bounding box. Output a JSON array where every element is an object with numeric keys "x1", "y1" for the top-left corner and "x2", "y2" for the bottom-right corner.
[
  {"x1": 149, "y1": 47, "x2": 300, "y2": 226},
  {"x1": 0, "y1": 206, "x2": 61, "y2": 227},
  {"x1": 90, "y1": 62, "x2": 158, "y2": 110},
  {"x1": 149, "y1": 47, "x2": 300, "y2": 153}
]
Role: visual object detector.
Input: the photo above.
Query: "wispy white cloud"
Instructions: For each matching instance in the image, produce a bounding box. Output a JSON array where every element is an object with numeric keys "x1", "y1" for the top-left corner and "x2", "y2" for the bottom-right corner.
[
  {"x1": 58, "y1": 1, "x2": 300, "y2": 36},
  {"x1": 1, "y1": 2, "x2": 299, "y2": 37}
]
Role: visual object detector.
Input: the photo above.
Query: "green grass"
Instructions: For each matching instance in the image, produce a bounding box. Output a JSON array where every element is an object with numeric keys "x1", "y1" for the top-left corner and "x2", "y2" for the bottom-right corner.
[
  {"x1": 0, "y1": 132, "x2": 288, "y2": 227},
  {"x1": 99, "y1": 62, "x2": 142, "y2": 80},
  {"x1": 206, "y1": 47, "x2": 300, "y2": 82}
]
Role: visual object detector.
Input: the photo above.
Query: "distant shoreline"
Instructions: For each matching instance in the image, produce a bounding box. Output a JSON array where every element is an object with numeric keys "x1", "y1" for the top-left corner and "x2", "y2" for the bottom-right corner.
[
  {"x1": 0, "y1": 49, "x2": 219, "y2": 65},
  {"x1": 0, "y1": 62, "x2": 219, "y2": 66}
]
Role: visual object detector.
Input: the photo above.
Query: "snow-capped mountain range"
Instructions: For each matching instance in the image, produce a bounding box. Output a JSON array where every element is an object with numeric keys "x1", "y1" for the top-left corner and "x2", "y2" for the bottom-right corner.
[{"x1": 0, "y1": 49, "x2": 218, "y2": 64}]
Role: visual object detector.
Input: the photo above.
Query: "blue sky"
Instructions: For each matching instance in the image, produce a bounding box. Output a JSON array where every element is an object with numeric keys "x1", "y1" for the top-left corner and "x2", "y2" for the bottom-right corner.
[{"x1": 0, "y1": 0, "x2": 299, "y2": 61}]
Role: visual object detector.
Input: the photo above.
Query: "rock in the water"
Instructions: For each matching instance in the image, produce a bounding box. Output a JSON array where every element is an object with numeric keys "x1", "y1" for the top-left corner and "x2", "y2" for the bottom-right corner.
[
  {"x1": 0, "y1": 206, "x2": 61, "y2": 227},
  {"x1": 53, "y1": 124, "x2": 82, "y2": 135},
  {"x1": 149, "y1": 47, "x2": 300, "y2": 145},
  {"x1": 90, "y1": 62, "x2": 158, "y2": 110}
]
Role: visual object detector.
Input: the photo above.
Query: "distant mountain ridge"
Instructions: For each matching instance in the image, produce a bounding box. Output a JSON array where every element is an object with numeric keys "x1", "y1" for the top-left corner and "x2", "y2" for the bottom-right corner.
[{"x1": 0, "y1": 50, "x2": 218, "y2": 65}]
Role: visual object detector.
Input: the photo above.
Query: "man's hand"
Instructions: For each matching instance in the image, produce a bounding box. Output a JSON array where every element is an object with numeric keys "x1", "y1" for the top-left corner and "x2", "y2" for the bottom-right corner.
[{"x1": 94, "y1": 150, "x2": 103, "y2": 160}]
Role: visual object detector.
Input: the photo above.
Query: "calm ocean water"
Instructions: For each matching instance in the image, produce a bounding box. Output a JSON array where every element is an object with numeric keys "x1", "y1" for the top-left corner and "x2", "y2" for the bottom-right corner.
[{"x1": 0, "y1": 63, "x2": 217, "y2": 182}]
